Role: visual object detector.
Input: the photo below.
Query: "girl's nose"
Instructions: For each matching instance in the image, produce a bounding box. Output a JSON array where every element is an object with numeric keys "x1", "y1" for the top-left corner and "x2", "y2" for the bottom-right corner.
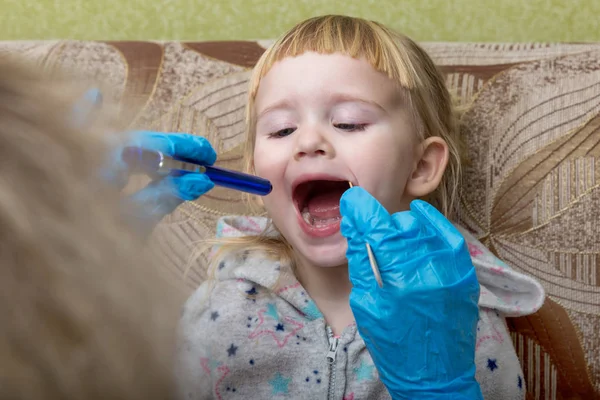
[{"x1": 293, "y1": 126, "x2": 335, "y2": 161}]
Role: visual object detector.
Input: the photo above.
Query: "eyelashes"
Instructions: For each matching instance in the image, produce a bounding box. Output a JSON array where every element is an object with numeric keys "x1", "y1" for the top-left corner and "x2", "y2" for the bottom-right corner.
[
  {"x1": 267, "y1": 123, "x2": 368, "y2": 138},
  {"x1": 334, "y1": 123, "x2": 367, "y2": 132},
  {"x1": 268, "y1": 127, "x2": 296, "y2": 138}
]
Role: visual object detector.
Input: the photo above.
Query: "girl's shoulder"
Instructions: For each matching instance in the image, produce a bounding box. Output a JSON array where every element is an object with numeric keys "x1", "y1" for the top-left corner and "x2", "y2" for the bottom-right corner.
[
  {"x1": 181, "y1": 250, "x2": 301, "y2": 331},
  {"x1": 455, "y1": 224, "x2": 545, "y2": 317}
]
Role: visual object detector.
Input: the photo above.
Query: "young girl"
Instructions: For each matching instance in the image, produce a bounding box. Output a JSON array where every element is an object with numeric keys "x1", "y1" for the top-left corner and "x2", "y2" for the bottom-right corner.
[{"x1": 165, "y1": 15, "x2": 546, "y2": 400}]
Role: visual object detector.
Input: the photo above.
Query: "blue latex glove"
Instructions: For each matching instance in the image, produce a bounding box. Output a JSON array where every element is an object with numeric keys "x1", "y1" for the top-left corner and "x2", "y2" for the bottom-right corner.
[
  {"x1": 74, "y1": 88, "x2": 216, "y2": 230},
  {"x1": 340, "y1": 187, "x2": 483, "y2": 400},
  {"x1": 109, "y1": 131, "x2": 216, "y2": 230}
]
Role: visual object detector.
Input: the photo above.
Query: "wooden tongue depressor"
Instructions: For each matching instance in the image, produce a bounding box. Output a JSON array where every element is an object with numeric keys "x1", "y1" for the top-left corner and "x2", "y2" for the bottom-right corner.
[{"x1": 348, "y1": 182, "x2": 384, "y2": 287}]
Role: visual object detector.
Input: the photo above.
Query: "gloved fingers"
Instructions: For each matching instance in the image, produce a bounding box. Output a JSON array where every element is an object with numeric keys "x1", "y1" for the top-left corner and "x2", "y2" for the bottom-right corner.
[
  {"x1": 344, "y1": 231, "x2": 378, "y2": 290},
  {"x1": 340, "y1": 187, "x2": 395, "y2": 289},
  {"x1": 389, "y1": 212, "x2": 438, "y2": 261},
  {"x1": 167, "y1": 172, "x2": 215, "y2": 201},
  {"x1": 129, "y1": 172, "x2": 214, "y2": 218},
  {"x1": 154, "y1": 172, "x2": 215, "y2": 201},
  {"x1": 128, "y1": 131, "x2": 217, "y2": 166},
  {"x1": 389, "y1": 210, "x2": 421, "y2": 237},
  {"x1": 341, "y1": 188, "x2": 428, "y2": 284},
  {"x1": 410, "y1": 200, "x2": 475, "y2": 278},
  {"x1": 352, "y1": 204, "x2": 423, "y2": 277},
  {"x1": 102, "y1": 146, "x2": 130, "y2": 190},
  {"x1": 409, "y1": 200, "x2": 466, "y2": 254},
  {"x1": 339, "y1": 186, "x2": 396, "y2": 240},
  {"x1": 108, "y1": 132, "x2": 217, "y2": 191}
]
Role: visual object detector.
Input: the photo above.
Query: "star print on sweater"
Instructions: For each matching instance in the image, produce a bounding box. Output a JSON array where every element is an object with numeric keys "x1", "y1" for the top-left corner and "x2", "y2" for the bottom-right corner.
[
  {"x1": 248, "y1": 303, "x2": 304, "y2": 348},
  {"x1": 199, "y1": 358, "x2": 231, "y2": 400},
  {"x1": 227, "y1": 344, "x2": 238, "y2": 357},
  {"x1": 301, "y1": 298, "x2": 322, "y2": 320},
  {"x1": 246, "y1": 286, "x2": 258, "y2": 296},
  {"x1": 354, "y1": 360, "x2": 376, "y2": 381},
  {"x1": 269, "y1": 372, "x2": 291, "y2": 394},
  {"x1": 275, "y1": 284, "x2": 323, "y2": 320}
]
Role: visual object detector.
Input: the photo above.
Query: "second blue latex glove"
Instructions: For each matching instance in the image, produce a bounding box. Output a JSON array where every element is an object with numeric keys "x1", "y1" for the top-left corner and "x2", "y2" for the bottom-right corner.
[
  {"x1": 340, "y1": 187, "x2": 483, "y2": 400},
  {"x1": 109, "y1": 130, "x2": 217, "y2": 229},
  {"x1": 74, "y1": 88, "x2": 216, "y2": 231}
]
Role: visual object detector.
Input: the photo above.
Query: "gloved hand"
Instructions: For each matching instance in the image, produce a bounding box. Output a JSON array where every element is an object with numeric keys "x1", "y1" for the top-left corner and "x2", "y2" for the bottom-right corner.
[
  {"x1": 108, "y1": 130, "x2": 216, "y2": 231},
  {"x1": 340, "y1": 187, "x2": 483, "y2": 400},
  {"x1": 74, "y1": 88, "x2": 216, "y2": 231}
]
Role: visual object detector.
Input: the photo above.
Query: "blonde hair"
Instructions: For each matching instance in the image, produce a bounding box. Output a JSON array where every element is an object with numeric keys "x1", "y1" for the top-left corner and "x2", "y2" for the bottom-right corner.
[
  {"x1": 0, "y1": 57, "x2": 183, "y2": 399},
  {"x1": 207, "y1": 14, "x2": 462, "y2": 275}
]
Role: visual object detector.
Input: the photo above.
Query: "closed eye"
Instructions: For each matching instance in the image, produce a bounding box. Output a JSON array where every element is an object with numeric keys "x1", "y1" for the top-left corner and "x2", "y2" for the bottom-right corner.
[
  {"x1": 268, "y1": 127, "x2": 296, "y2": 138},
  {"x1": 334, "y1": 123, "x2": 367, "y2": 132}
]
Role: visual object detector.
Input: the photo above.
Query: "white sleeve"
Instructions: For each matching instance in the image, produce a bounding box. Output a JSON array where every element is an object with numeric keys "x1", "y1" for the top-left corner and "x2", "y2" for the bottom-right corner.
[{"x1": 475, "y1": 308, "x2": 526, "y2": 400}]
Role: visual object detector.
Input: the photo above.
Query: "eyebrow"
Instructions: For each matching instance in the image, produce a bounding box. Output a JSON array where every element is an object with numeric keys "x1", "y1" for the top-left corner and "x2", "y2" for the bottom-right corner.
[
  {"x1": 256, "y1": 93, "x2": 389, "y2": 120},
  {"x1": 328, "y1": 93, "x2": 389, "y2": 114},
  {"x1": 256, "y1": 99, "x2": 295, "y2": 120}
]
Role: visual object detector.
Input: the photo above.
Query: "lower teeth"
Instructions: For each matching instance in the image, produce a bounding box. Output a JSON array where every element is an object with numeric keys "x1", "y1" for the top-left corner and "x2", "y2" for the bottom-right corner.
[
  {"x1": 302, "y1": 209, "x2": 340, "y2": 227},
  {"x1": 313, "y1": 217, "x2": 341, "y2": 227},
  {"x1": 302, "y1": 210, "x2": 313, "y2": 225}
]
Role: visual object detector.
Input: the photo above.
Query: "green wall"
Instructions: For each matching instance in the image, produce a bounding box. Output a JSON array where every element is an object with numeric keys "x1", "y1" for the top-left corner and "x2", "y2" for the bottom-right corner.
[{"x1": 1, "y1": 0, "x2": 598, "y2": 42}]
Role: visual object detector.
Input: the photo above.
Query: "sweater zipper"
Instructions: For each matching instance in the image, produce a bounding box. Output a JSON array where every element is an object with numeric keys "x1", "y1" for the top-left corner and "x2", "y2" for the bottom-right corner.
[{"x1": 326, "y1": 326, "x2": 340, "y2": 400}]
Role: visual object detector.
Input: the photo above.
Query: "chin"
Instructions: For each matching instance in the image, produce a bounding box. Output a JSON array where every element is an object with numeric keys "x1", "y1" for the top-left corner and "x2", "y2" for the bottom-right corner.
[{"x1": 294, "y1": 240, "x2": 348, "y2": 268}]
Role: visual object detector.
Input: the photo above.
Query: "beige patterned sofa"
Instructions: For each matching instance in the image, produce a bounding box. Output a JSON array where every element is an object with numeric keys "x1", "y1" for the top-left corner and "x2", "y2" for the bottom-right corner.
[{"x1": 1, "y1": 40, "x2": 598, "y2": 400}]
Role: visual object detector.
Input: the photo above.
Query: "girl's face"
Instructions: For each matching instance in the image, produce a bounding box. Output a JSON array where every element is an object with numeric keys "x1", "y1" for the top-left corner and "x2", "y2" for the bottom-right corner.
[{"x1": 252, "y1": 52, "x2": 421, "y2": 269}]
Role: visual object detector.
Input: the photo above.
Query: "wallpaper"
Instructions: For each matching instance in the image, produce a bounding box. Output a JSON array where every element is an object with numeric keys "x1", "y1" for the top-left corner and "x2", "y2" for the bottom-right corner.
[{"x1": 1, "y1": 0, "x2": 599, "y2": 42}]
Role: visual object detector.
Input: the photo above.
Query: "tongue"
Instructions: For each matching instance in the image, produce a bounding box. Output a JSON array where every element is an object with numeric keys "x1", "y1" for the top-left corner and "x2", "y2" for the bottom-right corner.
[{"x1": 306, "y1": 188, "x2": 345, "y2": 219}]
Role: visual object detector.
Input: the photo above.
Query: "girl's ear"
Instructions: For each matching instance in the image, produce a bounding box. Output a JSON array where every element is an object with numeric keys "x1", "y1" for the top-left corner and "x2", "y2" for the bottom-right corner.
[{"x1": 405, "y1": 137, "x2": 449, "y2": 198}]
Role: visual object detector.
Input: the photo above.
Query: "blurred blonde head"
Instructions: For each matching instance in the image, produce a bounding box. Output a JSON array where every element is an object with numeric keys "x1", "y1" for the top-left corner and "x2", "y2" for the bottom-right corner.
[{"x1": 0, "y1": 57, "x2": 183, "y2": 400}]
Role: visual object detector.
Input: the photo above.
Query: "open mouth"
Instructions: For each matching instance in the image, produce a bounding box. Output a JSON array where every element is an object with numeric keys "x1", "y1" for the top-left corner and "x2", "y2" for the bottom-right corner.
[{"x1": 293, "y1": 180, "x2": 350, "y2": 234}]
